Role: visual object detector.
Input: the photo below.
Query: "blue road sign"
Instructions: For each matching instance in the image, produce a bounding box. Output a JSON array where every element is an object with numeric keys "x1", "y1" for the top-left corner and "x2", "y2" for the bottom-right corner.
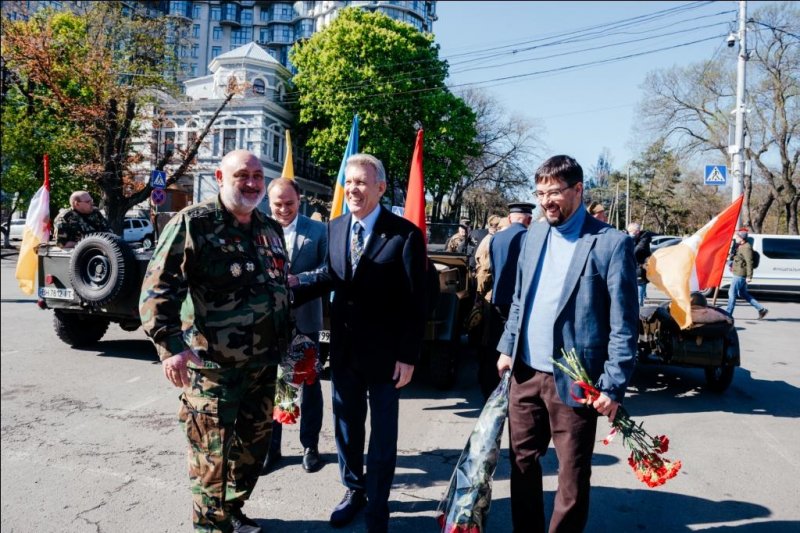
[
  {"x1": 704, "y1": 165, "x2": 727, "y2": 186},
  {"x1": 150, "y1": 170, "x2": 167, "y2": 189}
]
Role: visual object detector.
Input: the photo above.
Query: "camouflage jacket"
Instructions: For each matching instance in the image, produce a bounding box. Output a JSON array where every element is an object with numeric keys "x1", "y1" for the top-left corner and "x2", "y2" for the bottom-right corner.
[
  {"x1": 53, "y1": 208, "x2": 110, "y2": 246},
  {"x1": 139, "y1": 195, "x2": 291, "y2": 367}
]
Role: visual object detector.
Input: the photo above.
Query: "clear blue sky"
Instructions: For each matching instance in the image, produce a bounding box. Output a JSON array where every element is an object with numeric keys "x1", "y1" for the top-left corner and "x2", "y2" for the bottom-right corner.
[{"x1": 433, "y1": 1, "x2": 744, "y2": 174}]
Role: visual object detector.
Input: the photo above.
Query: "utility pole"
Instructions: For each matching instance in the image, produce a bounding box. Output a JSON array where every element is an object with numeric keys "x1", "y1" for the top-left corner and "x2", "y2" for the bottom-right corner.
[
  {"x1": 625, "y1": 164, "x2": 631, "y2": 229},
  {"x1": 730, "y1": 0, "x2": 748, "y2": 205}
]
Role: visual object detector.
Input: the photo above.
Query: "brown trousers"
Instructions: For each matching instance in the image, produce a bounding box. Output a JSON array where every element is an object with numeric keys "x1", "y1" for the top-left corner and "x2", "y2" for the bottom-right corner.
[{"x1": 508, "y1": 361, "x2": 598, "y2": 533}]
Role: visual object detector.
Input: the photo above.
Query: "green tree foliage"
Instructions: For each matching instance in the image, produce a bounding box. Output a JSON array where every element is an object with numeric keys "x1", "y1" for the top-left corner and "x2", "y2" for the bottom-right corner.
[
  {"x1": 290, "y1": 8, "x2": 479, "y2": 208},
  {"x1": 626, "y1": 140, "x2": 727, "y2": 235},
  {"x1": 638, "y1": 1, "x2": 799, "y2": 234},
  {"x1": 1, "y1": 71, "x2": 91, "y2": 243},
  {"x1": 2, "y1": 4, "x2": 180, "y2": 231},
  {"x1": 2, "y1": 3, "x2": 230, "y2": 233}
]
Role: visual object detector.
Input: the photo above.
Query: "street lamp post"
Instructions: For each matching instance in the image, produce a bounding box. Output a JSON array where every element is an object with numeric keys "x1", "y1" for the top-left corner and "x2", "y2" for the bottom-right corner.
[{"x1": 730, "y1": 0, "x2": 748, "y2": 206}]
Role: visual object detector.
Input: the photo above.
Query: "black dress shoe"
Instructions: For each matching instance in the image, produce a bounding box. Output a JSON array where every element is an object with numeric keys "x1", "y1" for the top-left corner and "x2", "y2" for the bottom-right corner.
[
  {"x1": 329, "y1": 488, "x2": 366, "y2": 528},
  {"x1": 302, "y1": 447, "x2": 323, "y2": 473},
  {"x1": 260, "y1": 449, "x2": 282, "y2": 475},
  {"x1": 230, "y1": 508, "x2": 262, "y2": 533}
]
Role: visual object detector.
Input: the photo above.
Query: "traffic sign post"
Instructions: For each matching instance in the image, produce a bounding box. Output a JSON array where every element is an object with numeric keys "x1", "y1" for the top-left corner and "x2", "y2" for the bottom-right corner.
[
  {"x1": 150, "y1": 188, "x2": 166, "y2": 206},
  {"x1": 150, "y1": 169, "x2": 167, "y2": 189},
  {"x1": 704, "y1": 165, "x2": 727, "y2": 186}
]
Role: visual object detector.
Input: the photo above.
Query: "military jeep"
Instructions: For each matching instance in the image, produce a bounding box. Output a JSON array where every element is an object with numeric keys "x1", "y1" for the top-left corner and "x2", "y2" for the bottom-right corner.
[
  {"x1": 637, "y1": 299, "x2": 740, "y2": 393},
  {"x1": 422, "y1": 223, "x2": 476, "y2": 389},
  {"x1": 37, "y1": 233, "x2": 152, "y2": 347}
]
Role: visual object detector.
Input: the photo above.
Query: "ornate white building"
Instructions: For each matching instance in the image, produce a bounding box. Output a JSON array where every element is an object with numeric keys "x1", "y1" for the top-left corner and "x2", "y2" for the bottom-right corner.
[{"x1": 134, "y1": 42, "x2": 330, "y2": 214}]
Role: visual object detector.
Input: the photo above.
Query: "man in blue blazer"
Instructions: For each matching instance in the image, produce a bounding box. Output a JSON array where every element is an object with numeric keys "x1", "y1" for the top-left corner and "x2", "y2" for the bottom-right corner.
[
  {"x1": 293, "y1": 154, "x2": 426, "y2": 532},
  {"x1": 265, "y1": 178, "x2": 328, "y2": 474},
  {"x1": 478, "y1": 202, "x2": 534, "y2": 399},
  {"x1": 496, "y1": 155, "x2": 638, "y2": 533}
]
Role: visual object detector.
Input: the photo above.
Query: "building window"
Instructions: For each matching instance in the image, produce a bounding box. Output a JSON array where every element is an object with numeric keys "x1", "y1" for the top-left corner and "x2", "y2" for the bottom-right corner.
[
  {"x1": 260, "y1": 9, "x2": 271, "y2": 22},
  {"x1": 211, "y1": 46, "x2": 222, "y2": 59},
  {"x1": 223, "y1": 129, "x2": 237, "y2": 155},
  {"x1": 192, "y1": 4, "x2": 201, "y2": 19},
  {"x1": 192, "y1": 24, "x2": 200, "y2": 38},
  {"x1": 272, "y1": 133, "x2": 281, "y2": 163},
  {"x1": 191, "y1": 44, "x2": 199, "y2": 58},
  {"x1": 190, "y1": 63, "x2": 197, "y2": 76},
  {"x1": 231, "y1": 28, "x2": 252, "y2": 46},
  {"x1": 211, "y1": 6, "x2": 221, "y2": 20},
  {"x1": 163, "y1": 131, "x2": 176, "y2": 157},
  {"x1": 259, "y1": 28, "x2": 269, "y2": 43},
  {"x1": 252, "y1": 79, "x2": 266, "y2": 95},
  {"x1": 222, "y1": 2, "x2": 239, "y2": 22},
  {"x1": 212, "y1": 26, "x2": 222, "y2": 40},
  {"x1": 241, "y1": 9, "x2": 253, "y2": 26}
]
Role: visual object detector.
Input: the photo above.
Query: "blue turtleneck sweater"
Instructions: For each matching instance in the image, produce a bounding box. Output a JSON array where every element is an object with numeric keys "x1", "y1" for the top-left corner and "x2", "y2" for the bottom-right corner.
[{"x1": 521, "y1": 205, "x2": 586, "y2": 371}]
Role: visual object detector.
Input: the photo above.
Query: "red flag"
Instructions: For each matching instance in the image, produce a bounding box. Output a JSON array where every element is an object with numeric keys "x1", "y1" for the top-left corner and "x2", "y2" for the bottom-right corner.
[
  {"x1": 646, "y1": 195, "x2": 744, "y2": 329},
  {"x1": 694, "y1": 195, "x2": 744, "y2": 289},
  {"x1": 403, "y1": 129, "x2": 427, "y2": 247}
]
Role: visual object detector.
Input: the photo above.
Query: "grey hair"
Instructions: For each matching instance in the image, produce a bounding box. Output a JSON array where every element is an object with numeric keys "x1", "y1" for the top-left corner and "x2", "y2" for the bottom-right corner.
[
  {"x1": 346, "y1": 153, "x2": 386, "y2": 183},
  {"x1": 627, "y1": 222, "x2": 641, "y2": 233},
  {"x1": 70, "y1": 190, "x2": 90, "y2": 206}
]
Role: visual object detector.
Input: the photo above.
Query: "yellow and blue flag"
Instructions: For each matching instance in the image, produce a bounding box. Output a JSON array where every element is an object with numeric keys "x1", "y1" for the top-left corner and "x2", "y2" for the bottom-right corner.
[{"x1": 330, "y1": 115, "x2": 359, "y2": 219}]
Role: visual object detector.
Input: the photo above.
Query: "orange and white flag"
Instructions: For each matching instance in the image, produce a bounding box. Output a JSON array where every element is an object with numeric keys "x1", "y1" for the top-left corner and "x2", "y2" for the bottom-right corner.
[
  {"x1": 646, "y1": 195, "x2": 743, "y2": 329},
  {"x1": 15, "y1": 157, "x2": 51, "y2": 295}
]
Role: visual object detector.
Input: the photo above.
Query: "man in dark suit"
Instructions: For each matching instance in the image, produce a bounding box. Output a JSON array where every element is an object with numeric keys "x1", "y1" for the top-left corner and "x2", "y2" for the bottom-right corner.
[
  {"x1": 293, "y1": 153, "x2": 426, "y2": 532},
  {"x1": 477, "y1": 202, "x2": 534, "y2": 399},
  {"x1": 264, "y1": 177, "x2": 327, "y2": 474},
  {"x1": 497, "y1": 155, "x2": 638, "y2": 532}
]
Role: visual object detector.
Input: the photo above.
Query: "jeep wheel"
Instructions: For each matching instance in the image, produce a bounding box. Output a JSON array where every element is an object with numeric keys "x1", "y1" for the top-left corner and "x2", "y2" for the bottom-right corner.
[
  {"x1": 704, "y1": 365, "x2": 735, "y2": 393},
  {"x1": 428, "y1": 342, "x2": 458, "y2": 390},
  {"x1": 54, "y1": 311, "x2": 109, "y2": 347},
  {"x1": 69, "y1": 233, "x2": 137, "y2": 306},
  {"x1": 142, "y1": 234, "x2": 154, "y2": 249}
]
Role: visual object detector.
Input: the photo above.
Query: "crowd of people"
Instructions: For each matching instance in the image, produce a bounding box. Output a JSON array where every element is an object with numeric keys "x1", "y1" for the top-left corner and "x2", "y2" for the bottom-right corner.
[{"x1": 44, "y1": 150, "x2": 765, "y2": 533}]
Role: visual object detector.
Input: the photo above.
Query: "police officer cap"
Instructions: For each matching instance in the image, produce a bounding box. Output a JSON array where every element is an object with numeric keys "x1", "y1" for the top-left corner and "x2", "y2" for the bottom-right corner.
[{"x1": 508, "y1": 202, "x2": 535, "y2": 214}]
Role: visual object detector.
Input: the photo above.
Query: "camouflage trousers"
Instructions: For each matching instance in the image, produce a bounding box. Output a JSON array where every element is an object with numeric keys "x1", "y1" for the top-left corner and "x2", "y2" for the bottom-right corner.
[{"x1": 178, "y1": 364, "x2": 277, "y2": 532}]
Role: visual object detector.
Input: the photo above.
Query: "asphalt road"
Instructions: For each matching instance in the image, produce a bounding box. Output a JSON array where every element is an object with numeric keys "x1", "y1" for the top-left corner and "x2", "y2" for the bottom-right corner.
[{"x1": 2, "y1": 254, "x2": 799, "y2": 532}]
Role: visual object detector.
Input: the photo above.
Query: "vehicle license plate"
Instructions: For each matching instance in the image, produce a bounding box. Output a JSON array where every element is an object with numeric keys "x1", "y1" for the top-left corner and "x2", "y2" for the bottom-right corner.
[
  {"x1": 319, "y1": 330, "x2": 330, "y2": 343},
  {"x1": 39, "y1": 287, "x2": 74, "y2": 300}
]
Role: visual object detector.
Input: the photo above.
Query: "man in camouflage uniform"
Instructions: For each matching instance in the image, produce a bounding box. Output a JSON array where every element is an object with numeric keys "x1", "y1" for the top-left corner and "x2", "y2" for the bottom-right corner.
[
  {"x1": 52, "y1": 190, "x2": 110, "y2": 248},
  {"x1": 140, "y1": 150, "x2": 291, "y2": 533}
]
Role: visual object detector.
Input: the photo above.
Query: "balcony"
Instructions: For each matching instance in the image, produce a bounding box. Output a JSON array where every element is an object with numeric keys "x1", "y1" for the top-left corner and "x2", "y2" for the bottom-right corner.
[
  {"x1": 167, "y1": 0, "x2": 192, "y2": 20},
  {"x1": 219, "y1": 2, "x2": 241, "y2": 27}
]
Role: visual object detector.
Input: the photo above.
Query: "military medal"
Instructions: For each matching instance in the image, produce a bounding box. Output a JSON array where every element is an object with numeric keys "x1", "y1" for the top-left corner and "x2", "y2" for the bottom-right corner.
[
  {"x1": 230, "y1": 263, "x2": 242, "y2": 277},
  {"x1": 245, "y1": 261, "x2": 255, "y2": 272}
]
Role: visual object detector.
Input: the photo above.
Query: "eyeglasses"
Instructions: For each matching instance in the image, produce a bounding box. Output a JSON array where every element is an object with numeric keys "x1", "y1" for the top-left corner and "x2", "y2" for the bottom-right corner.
[{"x1": 535, "y1": 184, "x2": 575, "y2": 201}]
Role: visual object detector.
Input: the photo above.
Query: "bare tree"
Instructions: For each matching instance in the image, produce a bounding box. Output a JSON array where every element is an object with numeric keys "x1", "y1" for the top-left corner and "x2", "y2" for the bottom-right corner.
[
  {"x1": 431, "y1": 88, "x2": 542, "y2": 222},
  {"x1": 637, "y1": 2, "x2": 799, "y2": 234}
]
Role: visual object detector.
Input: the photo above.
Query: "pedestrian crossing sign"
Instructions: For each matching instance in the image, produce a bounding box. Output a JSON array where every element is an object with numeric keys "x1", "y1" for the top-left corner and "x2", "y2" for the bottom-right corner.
[
  {"x1": 150, "y1": 169, "x2": 167, "y2": 189},
  {"x1": 704, "y1": 165, "x2": 727, "y2": 186}
]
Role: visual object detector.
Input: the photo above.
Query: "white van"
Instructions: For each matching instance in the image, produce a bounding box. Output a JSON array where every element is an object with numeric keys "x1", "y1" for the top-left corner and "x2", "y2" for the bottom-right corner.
[{"x1": 719, "y1": 234, "x2": 800, "y2": 299}]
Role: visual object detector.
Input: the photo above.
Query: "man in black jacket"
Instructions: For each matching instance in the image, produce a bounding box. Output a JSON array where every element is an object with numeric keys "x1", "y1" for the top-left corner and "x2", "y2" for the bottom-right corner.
[
  {"x1": 293, "y1": 154, "x2": 426, "y2": 533},
  {"x1": 627, "y1": 222, "x2": 652, "y2": 307}
]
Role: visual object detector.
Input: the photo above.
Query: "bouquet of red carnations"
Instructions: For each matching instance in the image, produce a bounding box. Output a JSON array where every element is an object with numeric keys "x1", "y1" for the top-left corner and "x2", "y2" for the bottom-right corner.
[
  {"x1": 273, "y1": 333, "x2": 319, "y2": 425},
  {"x1": 553, "y1": 348, "x2": 682, "y2": 488}
]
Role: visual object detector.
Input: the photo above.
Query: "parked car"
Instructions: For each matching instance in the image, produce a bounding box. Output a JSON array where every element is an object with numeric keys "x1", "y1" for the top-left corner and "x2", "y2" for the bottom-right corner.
[
  {"x1": 718, "y1": 234, "x2": 800, "y2": 300},
  {"x1": 123, "y1": 217, "x2": 155, "y2": 249},
  {"x1": 2, "y1": 219, "x2": 26, "y2": 241},
  {"x1": 650, "y1": 235, "x2": 682, "y2": 251}
]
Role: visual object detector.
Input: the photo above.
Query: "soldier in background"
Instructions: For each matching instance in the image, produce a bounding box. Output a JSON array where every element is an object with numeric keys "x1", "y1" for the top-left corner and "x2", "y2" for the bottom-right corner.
[
  {"x1": 53, "y1": 191, "x2": 109, "y2": 248},
  {"x1": 140, "y1": 150, "x2": 290, "y2": 533}
]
